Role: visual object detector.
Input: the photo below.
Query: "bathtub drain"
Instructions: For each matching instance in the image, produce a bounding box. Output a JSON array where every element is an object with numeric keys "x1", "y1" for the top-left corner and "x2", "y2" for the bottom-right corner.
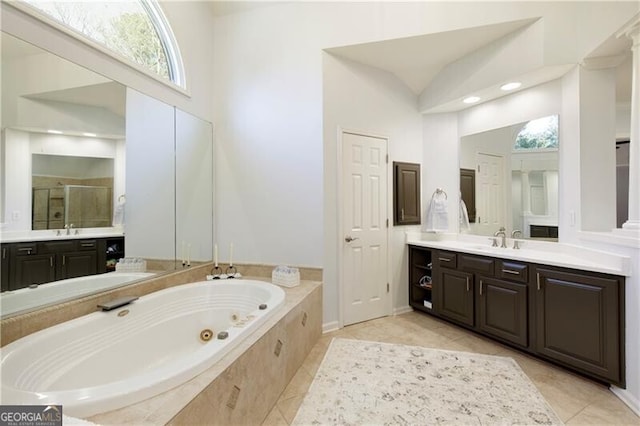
[{"x1": 200, "y1": 329, "x2": 214, "y2": 342}]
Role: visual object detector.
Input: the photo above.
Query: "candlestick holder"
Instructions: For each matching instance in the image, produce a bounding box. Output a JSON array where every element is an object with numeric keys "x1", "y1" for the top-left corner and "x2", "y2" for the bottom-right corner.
[
  {"x1": 226, "y1": 265, "x2": 237, "y2": 278},
  {"x1": 210, "y1": 265, "x2": 222, "y2": 279}
]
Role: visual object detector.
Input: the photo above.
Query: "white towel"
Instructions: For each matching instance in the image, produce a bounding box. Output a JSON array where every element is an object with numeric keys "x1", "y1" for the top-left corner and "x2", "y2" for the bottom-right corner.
[
  {"x1": 459, "y1": 198, "x2": 471, "y2": 232},
  {"x1": 423, "y1": 194, "x2": 449, "y2": 232}
]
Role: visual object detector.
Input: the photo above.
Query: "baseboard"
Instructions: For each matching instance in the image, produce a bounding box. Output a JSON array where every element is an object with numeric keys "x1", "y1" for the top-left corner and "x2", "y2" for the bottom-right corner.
[
  {"x1": 393, "y1": 305, "x2": 413, "y2": 315},
  {"x1": 610, "y1": 386, "x2": 640, "y2": 417},
  {"x1": 322, "y1": 321, "x2": 340, "y2": 333}
]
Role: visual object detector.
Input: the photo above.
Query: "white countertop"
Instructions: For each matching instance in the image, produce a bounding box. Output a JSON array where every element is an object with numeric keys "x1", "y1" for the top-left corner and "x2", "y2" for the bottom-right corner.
[
  {"x1": 406, "y1": 233, "x2": 630, "y2": 277},
  {"x1": 1, "y1": 228, "x2": 124, "y2": 243}
]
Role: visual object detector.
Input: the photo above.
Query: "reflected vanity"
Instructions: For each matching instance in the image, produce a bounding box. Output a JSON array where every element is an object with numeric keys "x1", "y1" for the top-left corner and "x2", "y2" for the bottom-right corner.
[{"x1": 0, "y1": 32, "x2": 214, "y2": 318}]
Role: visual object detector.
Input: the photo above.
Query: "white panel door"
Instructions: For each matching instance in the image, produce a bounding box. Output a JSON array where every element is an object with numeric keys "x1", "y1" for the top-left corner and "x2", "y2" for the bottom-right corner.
[
  {"x1": 476, "y1": 152, "x2": 505, "y2": 236},
  {"x1": 342, "y1": 132, "x2": 389, "y2": 326}
]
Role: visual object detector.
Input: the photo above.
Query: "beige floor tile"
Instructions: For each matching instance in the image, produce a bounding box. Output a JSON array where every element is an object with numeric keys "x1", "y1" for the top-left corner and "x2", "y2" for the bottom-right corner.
[
  {"x1": 276, "y1": 395, "x2": 306, "y2": 424},
  {"x1": 567, "y1": 391, "x2": 640, "y2": 425},
  {"x1": 452, "y1": 333, "x2": 508, "y2": 355},
  {"x1": 262, "y1": 405, "x2": 289, "y2": 426},
  {"x1": 280, "y1": 366, "x2": 314, "y2": 401}
]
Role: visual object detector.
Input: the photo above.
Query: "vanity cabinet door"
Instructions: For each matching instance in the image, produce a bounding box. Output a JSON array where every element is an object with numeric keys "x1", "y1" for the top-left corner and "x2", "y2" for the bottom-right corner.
[
  {"x1": 1, "y1": 245, "x2": 9, "y2": 292},
  {"x1": 434, "y1": 268, "x2": 474, "y2": 326},
  {"x1": 477, "y1": 276, "x2": 528, "y2": 347},
  {"x1": 535, "y1": 267, "x2": 622, "y2": 385},
  {"x1": 57, "y1": 251, "x2": 98, "y2": 280},
  {"x1": 11, "y1": 254, "x2": 55, "y2": 290}
]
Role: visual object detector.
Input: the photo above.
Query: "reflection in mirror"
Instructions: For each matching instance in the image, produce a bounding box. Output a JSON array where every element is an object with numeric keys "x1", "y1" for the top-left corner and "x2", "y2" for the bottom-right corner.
[
  {"x1": 1, "y1": 30, "x2": 214, "y2": 318},
  {"x1": 32, "y1": 154, "x2": 115, "y2": 230},
  {"x1": 460, "y1": 115, "x2": 559, "y2": 240}
]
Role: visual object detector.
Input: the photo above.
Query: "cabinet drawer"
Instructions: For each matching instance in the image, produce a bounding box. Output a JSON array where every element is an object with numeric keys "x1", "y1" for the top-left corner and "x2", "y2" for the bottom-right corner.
[
  {"x1": 436, "y1": 251, "x2": 457, "y2": 268},
  {"x1": 41, "y1": 240, "x2": 77, "y2": 253},
  {"x1": 497, "y1": 260, "x2": 529, "y2": 283},
  {"x1": 78, "y1": 240, "x2": 97, "y2": 250},
  {"x1": 14, "y1": 243, "x2": 38, "y2": 256},
  {"x1": 459, "y1": 253, "x2": 494, "y2": 275}
]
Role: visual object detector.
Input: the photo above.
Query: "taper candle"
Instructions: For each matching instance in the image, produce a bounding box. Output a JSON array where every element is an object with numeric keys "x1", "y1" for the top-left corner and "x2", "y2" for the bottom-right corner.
[
  {"x1": 229, "y1": 243, "x2": 233, "y2": 267},
  {"x1": 214, "y1": 244, "x2": 218, "y2": 267}
]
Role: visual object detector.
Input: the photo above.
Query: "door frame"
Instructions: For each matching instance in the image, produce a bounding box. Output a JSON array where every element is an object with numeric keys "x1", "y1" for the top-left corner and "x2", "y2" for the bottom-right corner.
[{"x1": 336, "y1": 127, "x2": 392, "y2": 328}]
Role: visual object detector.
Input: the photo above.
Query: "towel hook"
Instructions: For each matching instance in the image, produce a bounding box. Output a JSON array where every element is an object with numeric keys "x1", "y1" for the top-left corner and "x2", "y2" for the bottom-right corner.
[{"x1": 432, "y1": 188, "x2": 448, "y2": 200}]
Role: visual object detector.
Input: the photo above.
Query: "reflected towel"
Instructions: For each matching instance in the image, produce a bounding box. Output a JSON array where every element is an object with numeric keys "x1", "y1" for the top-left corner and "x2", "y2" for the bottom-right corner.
[
  {"x1": 460, "y1": 198, "x2": 471, "y2": 231},
  {"x1": 113, "y1": 199, "x2": 125, "y2": 226}
]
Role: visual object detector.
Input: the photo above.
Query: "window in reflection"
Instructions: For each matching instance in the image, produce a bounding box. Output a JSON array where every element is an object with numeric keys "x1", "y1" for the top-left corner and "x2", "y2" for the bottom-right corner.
[{"x1": 514, "y1": 115, "x2": 558, "y2": 150}]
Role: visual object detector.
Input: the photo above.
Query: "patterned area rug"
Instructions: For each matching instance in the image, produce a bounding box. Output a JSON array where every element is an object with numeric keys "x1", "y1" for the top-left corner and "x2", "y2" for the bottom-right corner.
[{"x1": 293, "y1": 338, "x2": 563, "y2": 425}]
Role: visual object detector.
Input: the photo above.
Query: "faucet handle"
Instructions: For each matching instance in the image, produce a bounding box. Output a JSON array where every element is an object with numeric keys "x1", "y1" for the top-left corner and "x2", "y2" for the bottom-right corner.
[
  {"x1": 511, "y1": 230, "x2": 522, "y2": 249},
  {"x1": 489, "y1": 237, "x2": 498, "y2": 247}
]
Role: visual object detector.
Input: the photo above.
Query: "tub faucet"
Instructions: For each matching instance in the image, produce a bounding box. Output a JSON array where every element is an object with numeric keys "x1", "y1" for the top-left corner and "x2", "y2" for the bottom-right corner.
[{"x1": 494, "y1": 227, "x2": 507, "y2": 248}]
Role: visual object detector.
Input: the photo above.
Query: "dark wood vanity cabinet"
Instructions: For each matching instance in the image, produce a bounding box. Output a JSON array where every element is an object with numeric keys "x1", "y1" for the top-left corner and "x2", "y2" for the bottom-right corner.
[
  {"x1": 2, "y1": 237, "x2": 120, "y2": 291},
  {"x1": 409, "y1": 244, "x2": 625, "y2": 386},
  {"x1": 477, "y1": 276, "x2": 528, "y2": 347},
  {"x1": 408, "y1": 246, "x2": 433, "y2": 311},
  {"x1": 1, "y1": 245, "x2": 9, "y2": 292},
  {"x1": 535, "y1": 266, "x2": 623, "y2": 384},
  {"x1": 435, "y1": 262, "x2": 474, "y2": 326}
]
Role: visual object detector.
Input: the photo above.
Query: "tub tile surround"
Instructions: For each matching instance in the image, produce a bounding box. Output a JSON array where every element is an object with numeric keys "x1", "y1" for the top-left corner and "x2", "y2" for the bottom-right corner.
[
  {"x1": 0, "y1": 262, "x2": 322, "y2": 345},
  {"x1": 88, "y1": 280, "x2": 322, "y2": 425},
  {"x1": 405, "y1": 231, "x2": 631, "y2": 276}
]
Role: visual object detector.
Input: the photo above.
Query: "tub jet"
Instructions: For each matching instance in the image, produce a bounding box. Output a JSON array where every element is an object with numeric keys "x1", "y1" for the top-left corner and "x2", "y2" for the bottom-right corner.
[
  {"x1": 200, "y1": 329, "x2": 214, "y2": 342},
  {"x1": 217, "y1": 331, "x2": 229, "y2": 340},
  {"x1": 259, "y1": 304, "x2": 267, "y2": 310}
]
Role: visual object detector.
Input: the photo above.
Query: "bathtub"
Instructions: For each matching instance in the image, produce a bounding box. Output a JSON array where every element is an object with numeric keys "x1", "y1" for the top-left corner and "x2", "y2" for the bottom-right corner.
[
  {"x1": 1, "y1": 272, "x2": 155, "y2": 318},
  {"x1": 0, "y1": 279, "x2": 285, "y2": 418}
]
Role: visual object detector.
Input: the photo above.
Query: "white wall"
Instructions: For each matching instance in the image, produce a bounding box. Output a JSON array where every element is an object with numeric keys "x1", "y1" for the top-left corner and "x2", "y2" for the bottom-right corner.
[{"x1": 579, "y1": 67, "x2": 617, "y2": 232}]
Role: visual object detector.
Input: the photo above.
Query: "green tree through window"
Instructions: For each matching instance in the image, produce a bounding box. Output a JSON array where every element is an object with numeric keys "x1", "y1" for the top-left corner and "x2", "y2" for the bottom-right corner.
[
  {"x1": 22, "y1": 0, "x2": 181, "y2": 85},
  {"x1": 514, "y1": 115, "x2": 559, "y2": 150}
]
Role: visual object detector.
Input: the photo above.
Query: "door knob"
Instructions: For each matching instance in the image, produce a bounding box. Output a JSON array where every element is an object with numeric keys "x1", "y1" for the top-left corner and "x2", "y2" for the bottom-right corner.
[{"x1": 345, "y1": 236, "x2": 359, "y2": 242}]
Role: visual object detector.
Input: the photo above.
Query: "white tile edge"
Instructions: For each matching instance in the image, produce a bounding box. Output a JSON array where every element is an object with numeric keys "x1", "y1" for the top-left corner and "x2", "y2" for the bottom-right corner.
[
  {"x1": 322, "y1": 321, "x2": 340, "y2": 334},
  {"x1": 393, "y1": 305, "x2": 413, "y2": 316}
]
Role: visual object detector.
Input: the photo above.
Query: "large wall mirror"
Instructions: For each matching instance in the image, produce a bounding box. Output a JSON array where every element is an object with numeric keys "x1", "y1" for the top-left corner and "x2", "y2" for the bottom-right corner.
[
  {"x1": 460, "y1": 115, "x2": 559, "y2": 241},
  {"x1": 0, "y1": 32, "x2": 214, "y2": 317}
]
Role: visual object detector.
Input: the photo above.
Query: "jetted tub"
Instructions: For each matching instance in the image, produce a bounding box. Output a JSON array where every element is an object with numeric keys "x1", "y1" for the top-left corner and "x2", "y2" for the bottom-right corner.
[
  {"x1": 0, "y1": 279, "x2": 285, "y2": 418},
  {"x1": 0, "y1": 272, "x2": 155, "y2": 318}
]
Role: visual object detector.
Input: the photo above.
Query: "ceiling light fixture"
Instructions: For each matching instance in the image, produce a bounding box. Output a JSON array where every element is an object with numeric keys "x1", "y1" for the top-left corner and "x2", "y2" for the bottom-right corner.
[
  {"x1": 83, "y1": 132, "x2": 97, "y2": 137},
  {"x1": 500, "y1": 82, "x2": 522, "y2": 91},
  {"x1": 463, "y1": 96, "x2": 480, "y2": 104},
  {"x1": 47, "y1": 130, "x2": 63, "y2": 134}
]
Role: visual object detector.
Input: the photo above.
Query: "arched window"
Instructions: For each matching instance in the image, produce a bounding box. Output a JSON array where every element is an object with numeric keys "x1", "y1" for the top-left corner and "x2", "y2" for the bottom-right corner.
[
  {"x1": 21, "y1": 0, "x2": 185, "y2": 88},
  {"x1": 514, "y1": 115, "x2": 559, "y2": 150}
]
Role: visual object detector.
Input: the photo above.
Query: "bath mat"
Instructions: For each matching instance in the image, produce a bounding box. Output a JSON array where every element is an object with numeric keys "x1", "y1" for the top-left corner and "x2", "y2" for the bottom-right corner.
[{"x1": 292, "y1": 338, "x2": 563, "y2": 425}]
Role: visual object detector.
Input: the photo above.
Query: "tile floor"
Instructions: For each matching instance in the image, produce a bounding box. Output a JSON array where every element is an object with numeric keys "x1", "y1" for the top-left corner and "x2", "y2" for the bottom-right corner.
[{"x1": 263, "y1": 311, "x2": 640, "y2": 425}]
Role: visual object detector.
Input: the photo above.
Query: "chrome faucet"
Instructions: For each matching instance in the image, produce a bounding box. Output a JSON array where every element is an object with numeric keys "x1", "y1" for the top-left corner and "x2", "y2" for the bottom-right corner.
[
  {"x1": 512, "y1": 230, "x2": 522, "y2": 249},
  {"x1": 494, "y1": 227, "x2": 507, "y2": 248},
  {"x1": 64, "y1": 224, "x2": 70, "y2": 235}
]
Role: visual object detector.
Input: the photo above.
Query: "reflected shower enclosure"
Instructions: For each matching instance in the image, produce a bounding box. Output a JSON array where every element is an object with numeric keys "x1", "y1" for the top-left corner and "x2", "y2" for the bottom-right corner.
[{"x1": 32, "y1": 154, "x2": 115, "y2": 230}]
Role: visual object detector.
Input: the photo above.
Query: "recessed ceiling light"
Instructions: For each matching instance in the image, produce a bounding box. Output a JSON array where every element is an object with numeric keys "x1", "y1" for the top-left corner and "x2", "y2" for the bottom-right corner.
[
  {"x1": 501, "y1": 82, "x2": 522, "y2": 91},
  {"x1": 47, "y1": 130, "x2": 63, "y2": 134},
  {"x1": 83, "y1": 132, "x2": 97, "y2": 137},
  {"x1": 463, "y1": 96, "x2": 480, "y2": 104}
]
